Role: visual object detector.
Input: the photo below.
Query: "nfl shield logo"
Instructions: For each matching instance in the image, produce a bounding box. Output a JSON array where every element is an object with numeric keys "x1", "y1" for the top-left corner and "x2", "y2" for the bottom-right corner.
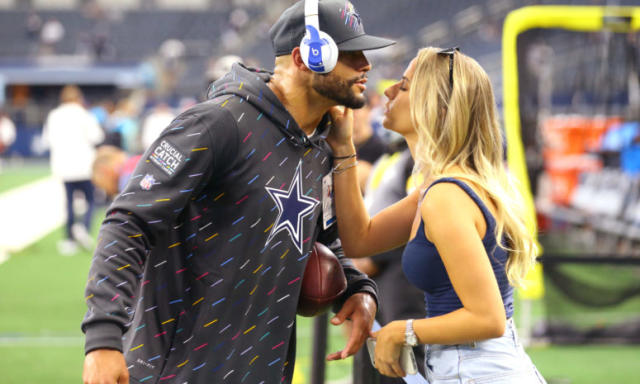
[{"x1": 140, "y1": 174, "x2": 156, "y2": 190}]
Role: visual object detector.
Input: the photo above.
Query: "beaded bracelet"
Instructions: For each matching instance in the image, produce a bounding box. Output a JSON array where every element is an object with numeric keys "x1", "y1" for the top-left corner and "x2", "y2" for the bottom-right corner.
[
  {"x1": 333, "y1": 153, "x2": 357, "y2": 160},
  {"x1": 332, "y1": 158, "x2": 358, "y2": 174},
  {"x1": 333, "y1": 161, "x2": 358, "y2": 174}
]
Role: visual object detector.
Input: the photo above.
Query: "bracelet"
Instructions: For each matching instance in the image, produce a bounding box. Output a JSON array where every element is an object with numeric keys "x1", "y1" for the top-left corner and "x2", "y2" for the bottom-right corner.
[
  {"x1": 332, "y1": 160, "x2": 358, "y2": 174},
  {"x1": 333, "y1": 153, "x2": 357, "y2": 160}
]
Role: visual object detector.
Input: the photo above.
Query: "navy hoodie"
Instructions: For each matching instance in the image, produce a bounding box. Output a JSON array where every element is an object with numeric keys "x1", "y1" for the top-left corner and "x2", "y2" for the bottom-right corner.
[{"x1": 82, "y1": 63, "x2": 377, "y2": 384}]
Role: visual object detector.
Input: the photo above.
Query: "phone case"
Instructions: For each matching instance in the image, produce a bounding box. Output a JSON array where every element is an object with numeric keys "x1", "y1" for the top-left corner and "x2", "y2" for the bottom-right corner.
[{"x1": 366, "y1": 338, "x2": 418, "y2": 376}]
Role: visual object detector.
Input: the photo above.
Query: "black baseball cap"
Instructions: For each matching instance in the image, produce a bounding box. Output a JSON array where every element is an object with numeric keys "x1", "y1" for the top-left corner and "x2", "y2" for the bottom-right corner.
[{"x1": 270, "y1": 0, "x2": 395, "y2": 56}]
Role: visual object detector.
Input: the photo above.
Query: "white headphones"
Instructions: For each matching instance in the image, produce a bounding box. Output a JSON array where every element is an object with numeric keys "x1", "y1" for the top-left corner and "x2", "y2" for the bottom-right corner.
[{"x1": 299, "y1": 0, "x2": 338, "y2": 73}]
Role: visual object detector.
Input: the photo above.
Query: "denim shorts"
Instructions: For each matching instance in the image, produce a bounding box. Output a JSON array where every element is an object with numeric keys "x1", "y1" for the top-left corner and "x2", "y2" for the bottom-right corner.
[{"x1": 424, "y1": 318, "x2": 546, "y2": 384}]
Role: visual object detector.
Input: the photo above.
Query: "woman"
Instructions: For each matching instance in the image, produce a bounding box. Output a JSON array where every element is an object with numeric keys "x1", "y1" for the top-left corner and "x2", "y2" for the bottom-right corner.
[{"x1": 326, "y1": 47, "x2": 546, "y2": 383}]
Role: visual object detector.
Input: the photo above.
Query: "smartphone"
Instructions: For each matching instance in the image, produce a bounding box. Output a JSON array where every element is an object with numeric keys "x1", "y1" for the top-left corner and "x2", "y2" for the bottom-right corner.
[{"x1": 366, "y1": 337, "x2": 418, "y2": 376}]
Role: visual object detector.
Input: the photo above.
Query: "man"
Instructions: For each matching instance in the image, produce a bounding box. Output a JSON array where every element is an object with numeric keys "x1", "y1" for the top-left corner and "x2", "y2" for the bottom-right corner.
[
  {"x1": 81, "y1": 1, "x2": 394, "y2": 383},
  {"x1": 0, "y1": 108, "x2": 17, "y2": 171},
  {"x1": 42, "y1": 85, "x2": 104, "y2": 254}
]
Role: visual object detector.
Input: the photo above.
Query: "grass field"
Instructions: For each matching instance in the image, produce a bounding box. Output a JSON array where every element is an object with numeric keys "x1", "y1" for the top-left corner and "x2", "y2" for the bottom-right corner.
[
  {"x1": 0, "y1": 216, "x2": 353, "y2": 384},
  {"x1": 1, "y1": 166, "x2": 639, "y2": 383},
  {"x1": 2, "y1": 217, "x2": 639, "y2": 383},
  {"x1": 0, "y1": 160, "x2": 51, "y2": 194}
]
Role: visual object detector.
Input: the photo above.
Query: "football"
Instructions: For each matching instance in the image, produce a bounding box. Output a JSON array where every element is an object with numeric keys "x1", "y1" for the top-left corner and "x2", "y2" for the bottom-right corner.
[{"x1": 297, "y1": 242, "x2": 348, "y2": 317}]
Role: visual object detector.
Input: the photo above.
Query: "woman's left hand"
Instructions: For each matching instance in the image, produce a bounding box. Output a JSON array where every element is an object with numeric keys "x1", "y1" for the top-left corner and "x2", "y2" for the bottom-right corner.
[
  {"x1": 326, "y1": 106, "x2": 355, "y2": 154},
  {"x1": 371, "y1": 320, "x2": 406, "y2": 378}
]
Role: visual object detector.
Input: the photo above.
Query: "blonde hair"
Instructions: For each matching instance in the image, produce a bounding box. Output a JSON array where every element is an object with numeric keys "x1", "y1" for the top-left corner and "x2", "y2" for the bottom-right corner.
[{"x1": 409, "y1": 47, "x2": 537, "y2": 287}]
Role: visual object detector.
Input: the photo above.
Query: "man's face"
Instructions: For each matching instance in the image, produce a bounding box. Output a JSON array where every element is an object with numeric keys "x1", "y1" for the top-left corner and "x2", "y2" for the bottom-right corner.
[{"x1": 311, "y1": 50, "x2": 370, "y2": 109}]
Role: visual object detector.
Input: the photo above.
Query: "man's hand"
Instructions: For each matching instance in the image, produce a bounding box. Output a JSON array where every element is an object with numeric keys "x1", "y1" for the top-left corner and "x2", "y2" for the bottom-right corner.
[
  {"x1": 83, "y1": 349, "x2": 129, "y2": 384},
  {"x1": 326, "y1": 292, "x2": 377, "y2": 361}
]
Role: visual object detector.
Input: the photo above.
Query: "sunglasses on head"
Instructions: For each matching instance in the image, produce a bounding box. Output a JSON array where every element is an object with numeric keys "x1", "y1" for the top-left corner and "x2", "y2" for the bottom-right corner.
[{"x1": 437, "y1": 47, "x2": 460, "y2": 89}]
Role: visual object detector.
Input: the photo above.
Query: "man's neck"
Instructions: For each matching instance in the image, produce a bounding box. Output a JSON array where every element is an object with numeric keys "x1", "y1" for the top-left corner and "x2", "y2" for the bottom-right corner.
[{"x1": 267, "y1": 73, "x2": 332, "y2": 136}]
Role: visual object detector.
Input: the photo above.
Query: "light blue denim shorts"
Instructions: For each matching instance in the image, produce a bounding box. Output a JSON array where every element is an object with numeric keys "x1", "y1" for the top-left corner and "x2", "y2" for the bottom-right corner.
[{"x1": 424, "y1": 318, "x2": 546, "y2": 384}]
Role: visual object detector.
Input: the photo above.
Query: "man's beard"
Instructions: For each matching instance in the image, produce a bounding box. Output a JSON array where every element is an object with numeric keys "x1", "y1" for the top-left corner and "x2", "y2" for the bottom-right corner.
[{"x1": 311, "y1": 72, "x2": 366, "y2": 109}]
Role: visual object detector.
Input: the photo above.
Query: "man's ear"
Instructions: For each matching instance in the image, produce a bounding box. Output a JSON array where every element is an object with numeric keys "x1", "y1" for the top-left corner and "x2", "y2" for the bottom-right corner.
[{"x1": 291, "y1": 47, "x2": 311, "y2": 72}]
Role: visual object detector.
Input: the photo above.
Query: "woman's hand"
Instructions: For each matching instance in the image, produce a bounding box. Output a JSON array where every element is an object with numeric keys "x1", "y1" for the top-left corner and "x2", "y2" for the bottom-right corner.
[
  {"x1": 371, "y1": 320, "x2": 406, "y2": 378},
  {"x1": 326, "y1": 106, "x2": 355, "y2": 155}
]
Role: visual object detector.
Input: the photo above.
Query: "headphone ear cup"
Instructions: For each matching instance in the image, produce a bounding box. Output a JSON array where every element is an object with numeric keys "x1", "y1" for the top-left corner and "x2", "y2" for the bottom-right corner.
[
  {"x1": 300, "y1": 30, "x2": 338, "y2": 73},
  {"x1": 299, "y1": 36, "x2": 313, "y2": 69},
  {"x1": 318, "y1": 30, "x2": 338, "y2": 73}
]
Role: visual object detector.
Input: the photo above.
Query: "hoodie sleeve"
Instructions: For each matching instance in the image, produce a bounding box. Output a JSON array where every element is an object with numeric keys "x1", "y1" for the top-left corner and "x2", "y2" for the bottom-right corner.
[
  {"x1": 82, "y1": 106, "x2": 239, "y2": 354},
  {"x1": 315, "y1": 222, "x2": 379, "y2": 313}
]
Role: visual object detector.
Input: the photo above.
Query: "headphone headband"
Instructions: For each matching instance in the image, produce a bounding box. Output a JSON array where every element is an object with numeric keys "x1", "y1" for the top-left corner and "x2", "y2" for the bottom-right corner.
[
  {"x1": 300, "y1": 0, "x2": 338, "y2": 73},
  {"x1": 304, "y1": 0, "x2": 319, "y2": 30}
]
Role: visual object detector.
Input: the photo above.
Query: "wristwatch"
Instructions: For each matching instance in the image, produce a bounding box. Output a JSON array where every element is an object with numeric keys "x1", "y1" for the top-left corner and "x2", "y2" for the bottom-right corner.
[{"x1": 405, "y1": 319, "x2": 418, "y2": 347}]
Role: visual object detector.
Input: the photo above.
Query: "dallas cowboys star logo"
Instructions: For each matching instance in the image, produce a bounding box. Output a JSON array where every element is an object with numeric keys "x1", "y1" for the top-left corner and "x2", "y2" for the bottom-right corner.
[{"x1": 265, "y1": 161, "x2": 319, "y2": 254}]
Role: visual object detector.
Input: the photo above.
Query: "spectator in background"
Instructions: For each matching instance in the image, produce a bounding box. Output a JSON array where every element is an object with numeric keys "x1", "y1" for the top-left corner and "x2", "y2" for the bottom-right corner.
[
  {"x1": 25, "y1": 10, "x2": 42, "y2": 55},
  {"x1": 39, "y1": 17, "x2": 65, "y2": 56},
  {"x1": 83, "y1": 1, "x2": 114, "y2": 61},
  {"x1": 42, "y1": 85, "x2": 104, "y2": 255},
  {"x1": 140, "y1": 102, "x2": 175, "y2": 151},
  {"x1": 106, "y1": 98, "x2": 139, "y2": 154},
  {"x1": 92, "y1": 145, "x2": 141, "y2": 198},
  {"x1": 203, "y1": 54, "x2": 243, "y2": 100},
  {"x1": 0, "y1": 109, "x2": 17, "y2": 171},
  {"x1": 89, "y1": 99, "x2": 113, "y2": 130},
  {"x1": 353, "y1": 92, "x2": 389, "y2": 192}
]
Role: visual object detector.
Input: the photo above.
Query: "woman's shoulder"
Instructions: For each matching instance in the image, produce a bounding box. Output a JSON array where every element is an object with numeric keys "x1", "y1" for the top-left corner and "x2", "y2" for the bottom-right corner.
[
  {"x1": 421, "y1": 180, "x2": 473, "y2": 216},
  {"x1": 421, "y1": 177, "x2": 491, "y2": 221}
]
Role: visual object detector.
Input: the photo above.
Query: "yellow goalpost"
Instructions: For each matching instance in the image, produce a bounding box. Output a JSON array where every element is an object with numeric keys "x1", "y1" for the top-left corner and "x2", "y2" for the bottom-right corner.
[{"x1": 502, "y1": 6, "x2": 640, "y2": 303}]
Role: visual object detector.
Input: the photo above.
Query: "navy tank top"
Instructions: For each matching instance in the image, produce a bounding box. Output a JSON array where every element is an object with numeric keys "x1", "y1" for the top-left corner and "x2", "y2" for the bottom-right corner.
[{"x1": 402, "y1": 178, "x2": 514, "y2": 318}]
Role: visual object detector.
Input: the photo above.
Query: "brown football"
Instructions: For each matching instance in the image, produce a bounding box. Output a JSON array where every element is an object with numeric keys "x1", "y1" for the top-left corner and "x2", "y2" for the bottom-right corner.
[{"x1": 297, "y1": 242, "x2": 347, "y2": 317}]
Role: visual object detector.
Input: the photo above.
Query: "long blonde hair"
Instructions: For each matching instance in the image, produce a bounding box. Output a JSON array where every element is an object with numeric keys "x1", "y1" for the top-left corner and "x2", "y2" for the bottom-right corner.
[{"x1": 410, "y1": 47, "x2": 537, "y2": 287}]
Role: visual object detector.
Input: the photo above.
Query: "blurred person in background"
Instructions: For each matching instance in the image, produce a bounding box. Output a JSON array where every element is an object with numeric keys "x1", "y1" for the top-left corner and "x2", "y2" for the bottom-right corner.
[
  {"x1": 42, "y1": 85, "x2": 104, "y2": 255},
  {"x1": 24, "y1": 10, "x2": 42, "y2": 55},
  {"x1": 367, "y1": 89, "x2": 385, "y2": 134},
  {"x1": 81, "y1": 1, "x2": 394, "y2": 383},
  {"x1": 0, "y1": 108, "x2": 17, "y2": 171},
  {"x1": 140, "y1": 102, "x2": 175, "y2": 151},
  {"x1": 91, "y1": 145, "x2": 141, "y2": 199},
  {"x1": 39, "y1": 17, "x2": 65, "y2": 56},
  {"x1": 326, "y1": 47, "x2": 545, "y2": 382},
  {"x1": 353, "y1": 91, "x2": 389, "y2": 192},
  {"x1": 106, "y1": 98, "x2": 140, "y2": 154},
  {"x1": 203, "y1": 54, "x2": 243, "y2": 99}
]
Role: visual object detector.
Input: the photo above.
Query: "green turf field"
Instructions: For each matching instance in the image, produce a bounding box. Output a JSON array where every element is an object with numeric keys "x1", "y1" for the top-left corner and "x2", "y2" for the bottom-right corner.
[
  {"x1": 0, "y1": 161, "x2": 51, "y2": 194},
  {"x1": 0, "y1": 209, "x2": 352, "y2": 383},
  {"x1": 1, "y1": 174, "x2": 639, "y2": 383}
]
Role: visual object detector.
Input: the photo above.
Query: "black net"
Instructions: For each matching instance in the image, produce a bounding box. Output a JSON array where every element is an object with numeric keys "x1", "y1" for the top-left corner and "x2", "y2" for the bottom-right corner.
[{"x1": 517, "y1": 25, "x2": 640, "y2": 344}]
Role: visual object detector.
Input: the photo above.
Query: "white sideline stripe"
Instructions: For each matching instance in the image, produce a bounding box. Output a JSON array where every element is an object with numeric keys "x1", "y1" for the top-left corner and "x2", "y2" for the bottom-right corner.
[
  {"x1": 0, "y1": 336, "x2": 83, "y2": 346},
  {"x1": 0, "y1": 176, "x2": 65, "y2": 255}
]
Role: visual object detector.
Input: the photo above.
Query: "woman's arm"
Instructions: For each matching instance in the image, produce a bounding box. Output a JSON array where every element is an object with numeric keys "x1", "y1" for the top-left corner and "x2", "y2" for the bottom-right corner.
[
  {"x1": 413, "y1": 182, "x2": 506, "y2": 342},
  {"x1": 327, "y1": 107, "x2": 417, "y2": 258},
  {"x1": 372, "y1": 182, "x2": 506, "y2": 377}
]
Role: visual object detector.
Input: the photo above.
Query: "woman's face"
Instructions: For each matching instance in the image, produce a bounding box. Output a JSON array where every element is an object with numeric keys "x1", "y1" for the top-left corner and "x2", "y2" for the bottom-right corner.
[{"x1": 382, "y1": 58, "x2": 417, "y2": 137}]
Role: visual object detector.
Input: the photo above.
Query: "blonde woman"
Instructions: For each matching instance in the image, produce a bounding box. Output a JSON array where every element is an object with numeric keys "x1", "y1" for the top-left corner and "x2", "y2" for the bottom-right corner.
[{"x1": 326, "y1": 47, "x2": 546, "y2": 383}]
